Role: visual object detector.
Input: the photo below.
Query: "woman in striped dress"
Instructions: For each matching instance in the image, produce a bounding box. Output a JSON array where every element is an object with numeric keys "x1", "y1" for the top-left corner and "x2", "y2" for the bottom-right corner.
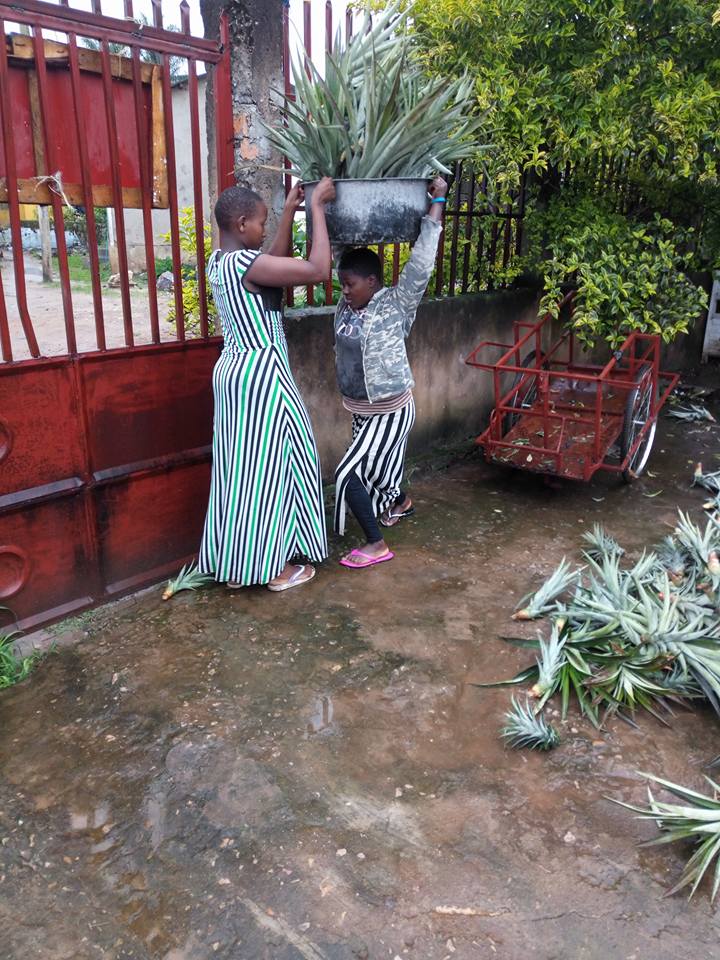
[{"x1": 199, "y1": 178, "x2": 336, "y2": 591}]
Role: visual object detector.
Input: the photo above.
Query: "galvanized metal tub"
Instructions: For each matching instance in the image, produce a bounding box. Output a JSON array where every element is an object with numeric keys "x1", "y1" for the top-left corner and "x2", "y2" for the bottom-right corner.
[{"x1": 303, "y1": 177, "x2": 429, "y2": 245}]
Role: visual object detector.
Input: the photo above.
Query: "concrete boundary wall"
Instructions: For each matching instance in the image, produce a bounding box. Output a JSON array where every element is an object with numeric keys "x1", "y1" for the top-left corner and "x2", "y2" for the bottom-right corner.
[
  {"x1": 284, "y1": 287, "x2": 542, "y2": 476},
  {"x1": 283, "y1": 285, "x2": 711, "y2": 479}
]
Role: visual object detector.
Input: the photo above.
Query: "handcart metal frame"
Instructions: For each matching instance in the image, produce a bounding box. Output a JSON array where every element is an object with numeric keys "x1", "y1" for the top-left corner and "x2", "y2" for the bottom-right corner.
[{"x1": 464, "y1": 295, "x2": 679, "y2": 482}]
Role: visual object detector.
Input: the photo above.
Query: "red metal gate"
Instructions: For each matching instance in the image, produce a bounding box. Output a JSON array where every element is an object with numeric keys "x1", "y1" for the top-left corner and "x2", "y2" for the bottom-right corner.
[{"x1": 0, "y1": 0, "x2": 234, "y2": 630}]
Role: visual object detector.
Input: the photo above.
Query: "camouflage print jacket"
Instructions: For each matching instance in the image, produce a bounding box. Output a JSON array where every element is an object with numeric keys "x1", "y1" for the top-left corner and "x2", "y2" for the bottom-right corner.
[{"x1": 334, "y1": 216, "x2": 442, "y2": 403}]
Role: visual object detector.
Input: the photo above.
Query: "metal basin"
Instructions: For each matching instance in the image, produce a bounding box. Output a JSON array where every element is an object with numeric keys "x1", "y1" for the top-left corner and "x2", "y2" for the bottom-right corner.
[{"x1": 303, "y1": 177, "x2": 429, "y2": 245}]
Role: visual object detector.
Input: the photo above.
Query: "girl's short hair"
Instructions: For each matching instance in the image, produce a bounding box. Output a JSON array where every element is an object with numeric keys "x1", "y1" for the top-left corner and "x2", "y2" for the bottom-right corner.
[
  {"x1": 214, "y1": 186, "x2": 263, "y2": 230},
  {"x1": 338, "y1": 247, "x2": 382, "y2": 283}
]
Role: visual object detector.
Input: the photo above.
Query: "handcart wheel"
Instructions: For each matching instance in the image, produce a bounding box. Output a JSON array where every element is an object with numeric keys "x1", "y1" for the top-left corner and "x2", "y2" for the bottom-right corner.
[
  {"x1": 504, "y1": 351, "x2": 547, "y2": 433},
  {"x1": 620, "y1": 363, "x2": 658, "y2": 483}
]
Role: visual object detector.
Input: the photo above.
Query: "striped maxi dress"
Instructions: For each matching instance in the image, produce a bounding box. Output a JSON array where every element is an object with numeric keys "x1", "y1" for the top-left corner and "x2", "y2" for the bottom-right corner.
[
  {"x1": 333, "y1": 399, "x2": 416, "y2": 536},
  {"x1": 198, "y1": 248, "x2": 327, "y2": 585}
]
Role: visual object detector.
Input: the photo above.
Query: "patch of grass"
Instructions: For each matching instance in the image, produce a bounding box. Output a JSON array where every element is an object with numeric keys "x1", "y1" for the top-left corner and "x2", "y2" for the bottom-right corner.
[
  {"x1": 0, "y1": 607, "x2": 51, "y2": 690},
  {"x1": 45, "y1": 253, "x2": 111, "y2": 287}
]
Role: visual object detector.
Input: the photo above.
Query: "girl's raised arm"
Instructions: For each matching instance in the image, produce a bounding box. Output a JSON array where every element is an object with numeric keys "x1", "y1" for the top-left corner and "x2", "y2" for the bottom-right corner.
[{"x1": 247, "y1": 178, "x2": 335, "y2": 287}]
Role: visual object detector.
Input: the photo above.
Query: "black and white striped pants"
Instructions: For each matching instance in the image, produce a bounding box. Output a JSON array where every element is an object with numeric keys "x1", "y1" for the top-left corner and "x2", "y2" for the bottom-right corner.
[{"x1": 334, "y1": 398, "x2": 416, "y2": 536}]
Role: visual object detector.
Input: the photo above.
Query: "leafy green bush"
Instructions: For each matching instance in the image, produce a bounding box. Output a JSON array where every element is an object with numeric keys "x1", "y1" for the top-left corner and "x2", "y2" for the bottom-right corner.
[
  {"x1": 521, "y1": 191, "x2": 708, "y2": 348},
  {"x1": 160, "y1": 208, "x2": 218, "y2": 336},
  {"x1": 154, "y1": 256, "x2": 173, "y2": 277}
]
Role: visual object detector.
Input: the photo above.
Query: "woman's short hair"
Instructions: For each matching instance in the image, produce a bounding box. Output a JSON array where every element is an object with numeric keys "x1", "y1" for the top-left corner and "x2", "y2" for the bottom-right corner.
[
  {"x1": 214, "y1": 186, "x2": 263, "y2": 230},
  {"x1": 338, "y1": 247, "x2": 383, "y2": 283}
]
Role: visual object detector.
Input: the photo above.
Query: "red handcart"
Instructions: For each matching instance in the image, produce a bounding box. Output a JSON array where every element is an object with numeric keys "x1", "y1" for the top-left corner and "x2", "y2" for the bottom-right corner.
[{"x1": 464, "y1": 295, "x2": 679, "y2": 482}]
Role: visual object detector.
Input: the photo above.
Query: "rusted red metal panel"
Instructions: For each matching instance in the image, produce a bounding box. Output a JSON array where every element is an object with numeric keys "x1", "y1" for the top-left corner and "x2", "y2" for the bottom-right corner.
[
  {"x1": 0, "y1": 343, "x2": 220, "y2": 630},
  {"x1": 0, "y1": 361, "x2": 84, "y2": 496},
  {"x1": 0, "y1": 494, "x2": 96, "y2": 631},
  {"x1": 81, "y1": 344, "x2": 219, "y2": 471},
  {"x1": 96, "y1": 461, "x2": 210, "y2": 595}
]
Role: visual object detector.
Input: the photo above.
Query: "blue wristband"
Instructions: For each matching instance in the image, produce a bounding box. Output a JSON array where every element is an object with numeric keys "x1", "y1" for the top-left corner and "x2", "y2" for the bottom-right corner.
[{"x1": 431, "y1": 197, "x2": 447, "y2": 203}]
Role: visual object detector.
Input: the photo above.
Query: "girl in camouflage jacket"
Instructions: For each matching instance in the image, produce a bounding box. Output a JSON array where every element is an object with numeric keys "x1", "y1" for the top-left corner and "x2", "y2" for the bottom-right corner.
[{"x1": 334, "y1": 176, "x2": 447, "y2": 569}]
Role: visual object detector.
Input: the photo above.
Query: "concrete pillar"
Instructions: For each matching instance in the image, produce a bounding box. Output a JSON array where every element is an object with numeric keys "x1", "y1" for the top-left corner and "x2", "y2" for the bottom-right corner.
[{"x1": 201, "y1": 0, "x2": 285, "y2": 234}]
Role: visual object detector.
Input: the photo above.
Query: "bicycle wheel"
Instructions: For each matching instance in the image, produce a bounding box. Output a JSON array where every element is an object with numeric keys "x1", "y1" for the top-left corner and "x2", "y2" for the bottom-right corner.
[{"x1": 620, "y1": 363, "x2": 658, "y2": 483}]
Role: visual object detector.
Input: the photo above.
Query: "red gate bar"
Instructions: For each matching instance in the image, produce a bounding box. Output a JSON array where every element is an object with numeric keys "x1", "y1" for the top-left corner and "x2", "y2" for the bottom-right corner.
[
  {"x1": 32, "y1": 26, "x2": 77, "y2": 355},
  {"x1": 0, "y1": 268, "x2": 11, "y2": 362},
  {"x1": 303, "y1": 0, "x2": 315, "y2": 307},
  {"x1": 5, "y1": 1, "x2": 222, "y2": 61},
  {"x1": 322, "y1": 0, "x2": 334, "y2": 305},
  {"x1": 67, "y1": 33, "x2": 106, "y2": 352},
  {"x1": 130, "y1": 45, "x2": 161, "y2": 344},
  {"x1": 0, "y1": 17, "x2": 40, "y2": 359},
  {"x1": 183, "y1": 0, "x2": 210, "y2": 338},
  {"x1": 215, "y1": 13, "x2": 235, "y2": 196},
  {"x1": 100, "y1": 34, "x2": 134, "y2": 347},
  {"x1": 159, "y1": 45, "x2": 186, "y2": 341}
]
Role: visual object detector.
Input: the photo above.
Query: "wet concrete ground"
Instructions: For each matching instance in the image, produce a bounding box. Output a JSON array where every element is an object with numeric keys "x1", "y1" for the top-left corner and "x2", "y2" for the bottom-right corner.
[{"x1": 2, "y1": 400, "x2": 720, "y2": 960}]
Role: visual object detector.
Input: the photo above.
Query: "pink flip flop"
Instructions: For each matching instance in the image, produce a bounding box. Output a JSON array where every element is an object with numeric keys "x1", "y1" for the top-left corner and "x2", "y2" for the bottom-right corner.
[{"x1": 339, "y1": 548, "x2": 395, "y2": 569}]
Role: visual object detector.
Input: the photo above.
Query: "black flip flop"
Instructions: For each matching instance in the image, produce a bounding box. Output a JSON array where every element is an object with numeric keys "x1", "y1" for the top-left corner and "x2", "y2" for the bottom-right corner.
[{"x1": 379, "y1": 504, "x2": 416, "y2": 528}]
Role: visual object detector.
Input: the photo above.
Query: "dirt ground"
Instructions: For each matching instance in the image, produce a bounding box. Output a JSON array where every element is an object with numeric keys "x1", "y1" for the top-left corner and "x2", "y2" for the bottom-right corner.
[
  {"x1": 1, "y1": 254, "x2": 177, "y2": 359},
  {"x1": 1, "y1": 394, "x2": 720, "y2": 959}
]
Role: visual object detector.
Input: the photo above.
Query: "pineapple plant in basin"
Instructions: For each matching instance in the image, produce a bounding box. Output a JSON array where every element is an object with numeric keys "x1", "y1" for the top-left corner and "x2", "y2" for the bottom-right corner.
[{"x1": 264, "y1": 1, "x2": 484, "y2": 244}]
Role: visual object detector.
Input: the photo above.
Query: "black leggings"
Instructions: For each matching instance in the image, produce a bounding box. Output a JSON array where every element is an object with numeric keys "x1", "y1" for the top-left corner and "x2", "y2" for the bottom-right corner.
[{"x1": 345, "y1": 474, "x2": 405, "y2": 544}]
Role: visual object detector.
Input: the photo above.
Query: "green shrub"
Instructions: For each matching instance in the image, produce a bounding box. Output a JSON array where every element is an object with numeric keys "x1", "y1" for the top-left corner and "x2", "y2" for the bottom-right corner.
[
  {"x1": 521, "y1": 190, "x2": 708, "y2": 348},
  {"x1": 160, "y1": 208, "x2": 218, "y2": 336}
]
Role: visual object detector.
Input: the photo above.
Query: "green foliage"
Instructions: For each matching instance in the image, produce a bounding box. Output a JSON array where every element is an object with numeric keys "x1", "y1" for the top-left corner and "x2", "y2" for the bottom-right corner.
[
  {"x1": 154, "y1": 256, "x2": 173, "y2": 277},
  {"x1": 0, "y1": 610, "x2": 43, "y2": 690},
  {"x1": 611, "y1": 773, "x2": 720, "y2": 901},
  {"x1": 162, "y1": 562, "x2": 213, "y2": 601},
  {"x1": 160, "y1": 208, "x2": 217, "y2": 336},
  {"x1": 501, "y1": 696, "x2": 560, "y2": 750},
  {"x1": 521, "y1": 190, "x2": 708, "y2": 348},
  {"x1": 411, "y1": 0, "x2": 720, "y2": 191},
  {"x1": 408, "y1": 0, "x2": 717, "y2": 341},
  {"x1": 266, "y1": 1, "x2": 483, "y2": 181}
]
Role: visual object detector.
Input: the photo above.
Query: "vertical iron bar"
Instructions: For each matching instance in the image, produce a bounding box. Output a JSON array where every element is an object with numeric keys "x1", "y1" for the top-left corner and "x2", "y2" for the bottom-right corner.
[
  {"x1": 123, "y1": 0, "x2": 134, "y2": 16},
  {"x1": 183, "y1": 1, "x2": 209, "y2": 337},
  {"x1": 281, "y1": 0, "x2": 294, "y2": 307},
  {"x1": 67, "y1": 33, "x2": 106, "y2": 351},
  {"x1": 487, "y1": 215, "x2": 499, "y2": 283},
  {"x1": 461, "y1": 169, "x2": 476, "y2": 294},
  {"x1": 151, "y1": 0, "x2": 163, "y2": 28},
  {"x1": 160, "y1": 49, "x2": 185, "y2": 340},
  {"x1": 303, "y1": 1, "x2": 314, "y2": 307},
  {"x1": 392, "y1": 242, "x2": 400, "y2": 285},
  {"x1": 215, "y1": 13, "x2": 234, "y2": 196},
  {"x1": 92, "y1": 1, "x2": 103, "y2": 14},
  {"x1": 474, "y1": 174, "x2": 487, "y2": 287},
  {"x1": 447, "y1": 161, "x2": 462, "y2": 296},
  {"x1": 325, "y1": 0, "x2": 333, "y2": 49},
  {"x1": 0, "y1": 268, "x2": 12, "y2": 362},
  {"x1": 130, "y1": 48, "x2": 161, "y2": 342},
  {"x1": 100, "y1": 34, "x2": 134, "y2": 345},
  {"x1": 32, "y1": 26, "x2": 77, "y2": 354},
  {"x1": 501, "y1": 201, "x2": 513, "y2": 268},
  {"x1": 0, "y1": 18, "x2": 40, "y2": 357},
  {"x1": 514, "y1": 169, "x2": 527, "y2": 256},
  {"x1": 323, "y1": 1, "x2": 334, "y2": 305}
]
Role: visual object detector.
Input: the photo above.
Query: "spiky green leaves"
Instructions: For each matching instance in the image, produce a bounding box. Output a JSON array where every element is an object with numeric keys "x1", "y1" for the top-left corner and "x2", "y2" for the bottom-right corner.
[
  {"x1": 512, "y1": 557, "x2": 578, "y2": 621},
  {"x1": 610, "y1": 773, "x2": 720, "y2": 902},
  {"x1": 162, "y1": 563, "x2": 214, "y2": 601},
  {"x1": 265, "y1": 2, "x2": 484, "y2": 181},
  {"x1": 501, "y1": 696, "x2": 559, "y2": 751}
]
